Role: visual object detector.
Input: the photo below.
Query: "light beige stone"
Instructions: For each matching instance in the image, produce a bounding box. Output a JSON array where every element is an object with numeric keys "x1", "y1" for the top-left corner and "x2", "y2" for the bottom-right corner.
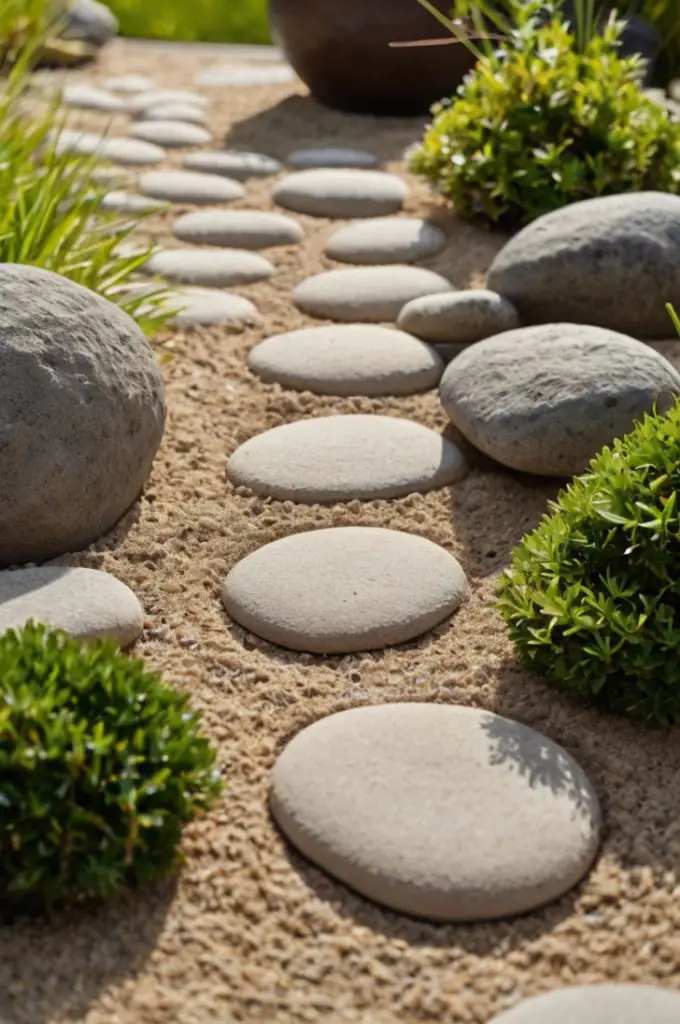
[
  {"x1": 293, "y1": 266, "x2": 452, "y2": 322},
  {"x1": 227, "y1": 414, "x2": 466, "y2": 502},
  {"x1": 398, "y1": 289, "x2": 520, "y2": 344},
  {"x1": 270, "y1": 703, "x2": 601, "y2": 919},
  {"x1": 0, "y1": 567, "x2": 143, "y2": 647},
  {"x1": 138, "y1": 171, "x2": 244, "y2": 205},
  {"x1": 140, "y1": 103, "x2": 208, "y2": 125},
  {"x1": 325, "y1": 217, "x2": 446, "y2": 265},
  {"x1": 173, "y1": 209, "x2": 302, "y2": 248},
  {"x1": 274, "y1": 170, "x2": 407, "y2": 218},
  {"x1": 223, "y1": 528, "x2": 468, "y2": 653},
  {"x1": 490, "y1": 985, "x2": 680, "y2": 1023},
  {"x1": 130, "y1": 120, "x2": 212, "y2": 148},
  {"x1": 100, "y1": 191, "x2": 168, "y2": 214},
  {"x1": 143, "y1": 248, "x2": 274, "y2": 287},
  {"x1": 287, "y1": 147, "x2": 378, "y2": 169},
  {"x1": 103, "y1": 75, "x2": 154, "y2": 93},
  {"x1": 183, "y1": 150, "x2": 282, "y2": 180},
  {"x1": 53, "y1": 130, "x2": 164, "y2": 166},
  {"x1": 248, "y1": 324, "x2": 443, "y2": 396}
]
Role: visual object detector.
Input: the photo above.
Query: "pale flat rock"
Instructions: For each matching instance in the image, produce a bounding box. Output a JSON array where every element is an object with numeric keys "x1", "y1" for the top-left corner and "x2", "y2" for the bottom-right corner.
[
  {"x1": 0, "y1": 567, "x2": 143, "y2": 647},
  {"x1": 223, "y1": 528, "x2": 468, "y2": 653},
  {"x1": 287, "y1": 147, "x2": 378, "y2": 169},
  {"x1": 54, "y1": 130, "x2": 165, "y2": 165},
  {"x1": 325, "y1": 217, "x2": 446, "y2": 265},
  {"x1": 173, "y1": 209, "x2": 302, "y2": 249},
  {"x1": 439, "y1": 323, "x2": 680, "y2": 476},
  {"x1": 90, "y1": 166, "x2": 126, "y2": 185},
  {"x1": 227, "y1": 414, "x2": 466, "y2": 502},
  {"x1": 130, "y1": 120, "x2": 212, "y2": 148},
  {"x1": 103, "y1": 74, "x2": 154, "y2": 94},
  {"x1": 139, "y1": 103, "x2": 208, "y2": 125},
  {"x1": 127, "y1": 89, "x2": 209, "y2": 112},
  {"x1": 398, "y1": 289, "x2": 520, "y2": 344},
  {"x1": 62, "y1": 84, "x2": 127, "y2": 112},
  {"x1": 274, "y1": 170, "x2": 407, "y2": 218},
  {"x1": 144, "y1": 248, "x2": 274, "y2": 287},
  {"x1": 170, "y1": 288, "x2": 261, "y2": 327},
  {"x1": 100, "y1": 190, "x2": 168, "y2": 214},
  {"x1": 490, "y1": 985, "x2": 680, "y2": 1023},
  {"x1": 248, "y1": 324, "x2": 443, "y2": 396},
  {"x1": 270, "y1": 703, "x2": 601, "y2": 917},
  {"x1": 137, "y1": 170, "x2": 245, "y2": 205},
  {"x1": 197, "y1": 64, "x2": 295, "y2": 86},
  {"x1": 184, "y1": 149, "x2": 282, "y2": 180},
  {"x1": 293, "y1": 266, "x2": 452, "y2": 322}
]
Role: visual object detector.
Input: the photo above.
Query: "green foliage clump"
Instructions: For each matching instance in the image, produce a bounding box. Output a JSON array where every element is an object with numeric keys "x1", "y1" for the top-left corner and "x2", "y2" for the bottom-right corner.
[
  {"x1": 409, "y1": 0, "x2": 680, "y2": 228},
  {"x1": 104, "y1": 0, "x2": 270, "y2": 45},
  {"x1": 0, "y1": 624, "x2": 222, "y2": 910},
  {"x1": 497, "y1": 400, "x2": 680, "y2": 725}
]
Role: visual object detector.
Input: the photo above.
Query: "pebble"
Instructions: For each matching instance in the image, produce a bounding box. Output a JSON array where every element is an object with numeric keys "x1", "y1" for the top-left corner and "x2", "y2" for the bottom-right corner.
[
  {"x1": 490, "y1": 985, "x2": 680, "y2": 1023},
  {"x1": 398, "y1": 289, "x2": 520, "y2": 344},
  {"x1": 100, "y1": 191, "x2": 168, "y2": 214},
  {"x1": 170, "y1": 288, "x2": 261, "y2": 327},
  {"x1": 223, "y1": 528, "x2": 468, "y2": 653},
  {"x1": 139, "y1": 103, "x2": 208, "y2": 125},
  {"x1": 102, "y1": 75, "x2": 154, "y2": 93},
  {"x1": 274, "y1": 169, "x2": 407, "y2": 218},
  {"x1": 130, "y1": 120, "x2": 213, "y2": 148},
  {"x1": 173, "y1": 209, "x2": 302, "y2": 249},
  {"x1": 0, "y1": 567, "x2": 143, "y2": 648},
  {"x1": 127, "y1": 89, "x2": 209, "y2": 111},
  {"x1": 325, "y1": 217, "x2": 446, "y2": 264},
  {"x1": 196, "y1": 64, "x2": 295, "y2": 86},
  {"x1": 270, "y1": 703, "x2": 601, "y2": 917},
  {"x1": 183, "y1": 150, "x2": 282, "y2": 180},
  {"x1": 54, "y1": 130, "x2": 165, "y2": 165},
  {"x1": 62, "y1": 84, "x2": 127, "y2": 112},
  {"x1": 248, "y1": 324, "x2": 443, "y2": 396},
  {"x1": 143, "y1": 248, "x2": 275, "y2": 287},
  {"x1": 227, "y1": 414, "x2": 466, "y2": 502},
  {"x1": 287, "y1": 147, "x2": 379, "y2": 169},
  {"x1": 293, "y1": 266, "x2": 452, "y2": 322},
  {"x1": 439, "y1": 323, "x2": 680, "y2": 475},
  {"x1": 137, "y1": 170, "x2": 245, "y2": 205}
]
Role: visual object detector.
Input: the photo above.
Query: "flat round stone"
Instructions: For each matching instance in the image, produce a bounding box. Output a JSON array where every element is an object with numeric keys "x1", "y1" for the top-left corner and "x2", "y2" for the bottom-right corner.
[
  {"x1": 248, "y1": 325, "x2": 443, "y2": 396},
  {"x1": 0, "y1": 567, "x2": 143, "y2": 648},
  {"x1": 274, "y1": 170, "x2": 407, "y2": 218},
  {"x1": 184, "y1": 149, "x2": 282, "y2": 180},
  {"x1": 173, "y1": 209, "x2": 302, "y2": 248},
  {"x1": 63, "y1": 84, "x2": 127, "y2": 112},
  {"x1": 144, "y1": 248, "x2": 274, "y2": 286},
  {"x1": 137, "y1": 170, "x2": 245, "y2": 205},
  {"x1": 287, "y1": 147, "x2": 378, "y2": 169},
  {"x1": 325, "y1": 217, "x2": 446, "y2": 265},
  {"x1": 227, "y1": 414, "x2": 466, "y2": 502},
  {"x1": 223, "y1": 528, "x2": 468, "y2": 653},
  {"x1": 398, "y1": 289, "x2": 520, "y2": 344},
  {"x1": 103, "y1": 75, "x2": 154, "y2": 93},
  {"x1": 196, "y1": 64, "x2": 295, "y2": 86},
  {"x1": 128, "y1": 89, "x2": 209, "y2": 111},
  {"x1": 130, "y1": 120, "x2": 213, "y2": 148},
  {"x1": 293, "y1": 266, "x2": 452, "y2": 322},
  {"x1": 490, "y1": 985, "x2": 680, "y2": 1023},
  {"x1": 100, "y1": 191, "x2": 168, "y2": 214},
  {"x1": 54, "y1": 130, "x2": 165, "y2": 166},
  {"x1": 139, "y1": 102, "x2": 208, "y2": 125},
  {"x1": 170, "y1": 288, "x2": 261, "y2": 327},
  {"x1": 270, "y1": 703, "x2": 601, "y2": 918}
]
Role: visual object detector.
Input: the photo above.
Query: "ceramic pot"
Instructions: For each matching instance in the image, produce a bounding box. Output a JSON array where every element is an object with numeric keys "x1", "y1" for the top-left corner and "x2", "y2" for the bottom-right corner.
[{"x1": 269, "y1": 0, "x2": 476, "y2": 116}]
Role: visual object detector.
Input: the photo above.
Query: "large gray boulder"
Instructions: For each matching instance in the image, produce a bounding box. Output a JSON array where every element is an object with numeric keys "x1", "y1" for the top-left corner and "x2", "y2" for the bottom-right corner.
[
  {"x1": 61, "y1": 0, "x2": 118, "y2": 46},
  {"x1": 439, "y1": 323, "x2": 680, "y2": 476},
  {"x1": 0, "y1": 265, "x2": 165, "y2": 566},
  {"x1": 486, "y1": 193, "x2": 680, "y2": 339}
]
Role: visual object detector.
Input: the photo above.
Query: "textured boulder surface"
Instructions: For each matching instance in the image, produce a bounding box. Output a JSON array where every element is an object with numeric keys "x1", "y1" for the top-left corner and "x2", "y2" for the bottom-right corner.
[
  {"x1": 0, "y1": 264, "x2": 166, "y2": 566},
  {"x1": 62, "y1": 0, "x2": 119, "y2": 45}
]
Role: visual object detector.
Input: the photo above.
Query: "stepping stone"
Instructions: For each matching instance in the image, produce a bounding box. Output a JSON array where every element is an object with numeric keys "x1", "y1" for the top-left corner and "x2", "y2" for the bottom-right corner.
[
  {"x1": 274, "y1": 170, "x2": 407, "y2": 218},
  {"x1": 398, "y1": 289, "x2": 520, "y2": 344},
  {"x1": 439, "y1": 323, "x2": 680, "y2": 476},
  {"x1": 103, "y1": 74, "x2": 154, "y2": 93},
  {"x1": 0, "y1": 566, "x2": 143, "y2": 648},
  {"x1": 90, "y1": 166, "x2": 126, "y2": 185},
  {"x1": 54, "y1": 130, "x2": 165, "y2": 166},
  {"x1": 137, "y1": 170, "x2": 245, "y2": 205},
  {"x1": 62, "y1": 83, "x2": 127, "y2": 112},
  {"x1": 184, "y1": 149, "x2": 282, "y2": 180},
  {"x1": 128, "y1": 89, "x2": 209, "y2": 112},
  {"x1": 293, "y1": 266, "x2": 452, "y2": 322},
  {"x1": 144, "y1": 248, "x2": 274, "y2": 287},
  {"x1": 130, "y1": 120, "x2": 213, "y2": 148},
  {"x1": 227, "y1": 414, "x2": 466, "y2": 502},
  {"x1": 223, "y1": 528, "x2": 468, "y2": 653},
  {"x1": 287, "y1": 147, "x2": 378, "y2": 169},
  {"x1": 196, "y1": 64, "x2": 295, "y2": 86},
  {"x1": 100, "y1": 190, "x2": 168, "y2": 214},
  {"x1": 173, "y1": 209, "x2": 302, "y2": 249},
  {"x1": 270, "y1": 703, "x2": 601, "y2": 917},
  {"x1": 489, "y1": 985, "x2": 680, "y2": 1023},
  {"x1": 170, "y1": 288, "x2": 261, "y2": 328},
  {"x1": 248, "y1": 324, "x2": 443, "y2": 396},
  {"x1": 139, "y1": 102, "x2": 208, "y2": 125},
  {"x1": 325, "y1": 217, "x2": 446, "y2": 265}
]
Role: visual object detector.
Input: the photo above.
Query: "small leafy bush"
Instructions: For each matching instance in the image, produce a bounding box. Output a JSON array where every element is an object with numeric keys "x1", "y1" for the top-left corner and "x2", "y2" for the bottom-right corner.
[
  {"x1": 409, "y1": 0, "x2": 680, "y2": 228},
  {"x1": 0, "y1": 624, "x2": 222, "y2": 910},
  {"x1": 497, "y1": 396, "x2": 680, "y2": 725}
]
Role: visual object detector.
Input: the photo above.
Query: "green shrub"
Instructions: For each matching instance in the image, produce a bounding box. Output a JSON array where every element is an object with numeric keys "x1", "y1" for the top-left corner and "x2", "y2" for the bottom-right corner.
[
  {"x1": 104, "y1": 0, "x2": 270, "y2": 45},
  {"x1": 408, "y1": 0, "x2": 680, "y2": 228},
  {"x1": 0, "y1": 624, "x2": 222, "y2": 910},
  {"x1": 497, "y1": 397, "x2": 680, "y2": 725},
  {"x1": 642, "y1": 0, "x2": 680, "y2": 81}
]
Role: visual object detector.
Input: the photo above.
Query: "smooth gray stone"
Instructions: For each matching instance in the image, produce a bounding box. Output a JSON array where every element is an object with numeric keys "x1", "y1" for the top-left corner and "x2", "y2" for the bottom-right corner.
[{"x1": 173, "y1": 209, "x2": 302, "y2": 248}]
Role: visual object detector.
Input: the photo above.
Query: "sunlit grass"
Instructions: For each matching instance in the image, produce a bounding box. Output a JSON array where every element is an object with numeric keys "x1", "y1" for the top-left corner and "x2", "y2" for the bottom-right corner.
[{"x1": 104, "y1": 0, "x2": 270, "y2": 45}]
